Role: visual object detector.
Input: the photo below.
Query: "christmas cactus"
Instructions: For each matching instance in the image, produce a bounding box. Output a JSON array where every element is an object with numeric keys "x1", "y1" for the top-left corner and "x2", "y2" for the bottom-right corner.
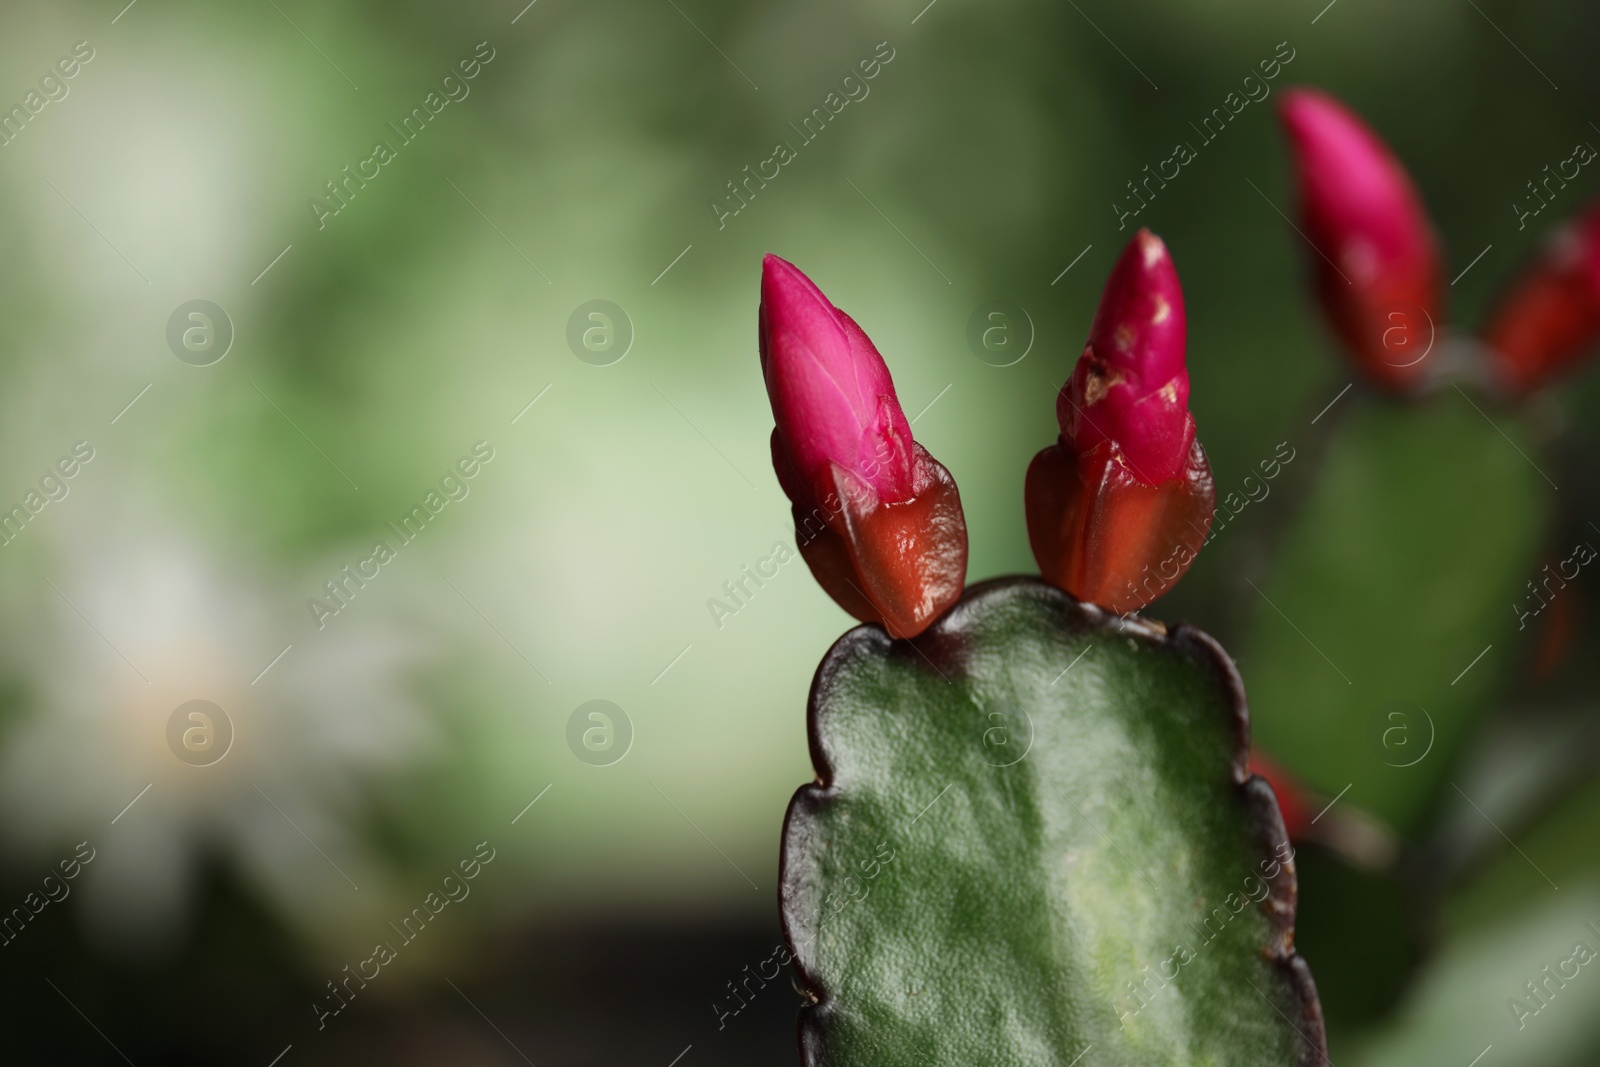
[
  {"x1": 753, "y1": 86, "x2": 1600, "y2": 1065},
  {"x1": 759, "y1": 243, "x2": 1325, "y2": 1065}
]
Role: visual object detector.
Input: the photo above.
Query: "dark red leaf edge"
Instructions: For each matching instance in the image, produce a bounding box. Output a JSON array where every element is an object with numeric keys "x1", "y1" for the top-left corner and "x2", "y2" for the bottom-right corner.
[{"x1": 778, "y1": 575, "x2": 1329, "y2": 1067}]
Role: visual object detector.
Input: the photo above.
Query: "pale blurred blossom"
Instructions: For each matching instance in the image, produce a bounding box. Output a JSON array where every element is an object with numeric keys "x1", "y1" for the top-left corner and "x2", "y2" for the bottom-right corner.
[{"x1": 0, "y1": 493, "x2": 436, "y2": 957}]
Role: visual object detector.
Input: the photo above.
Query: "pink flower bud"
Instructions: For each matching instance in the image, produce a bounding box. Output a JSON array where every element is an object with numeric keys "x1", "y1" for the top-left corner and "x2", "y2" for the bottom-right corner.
[
  {"x1": 1278, "y1": 87, "x2": 1443, "y2": 392},
  {"x1": 1027, "y1": 230, "x2": 1215, "y2": 614},
  {"x1": 760, "y1": 255, "x2": 967, "y2": 638},
  {"x1": 761, "y1": 255, "x2": 915, "y2": 511},
  {"x1": 1057, "y1": 229, "x2": 1194, "y2": 484}
]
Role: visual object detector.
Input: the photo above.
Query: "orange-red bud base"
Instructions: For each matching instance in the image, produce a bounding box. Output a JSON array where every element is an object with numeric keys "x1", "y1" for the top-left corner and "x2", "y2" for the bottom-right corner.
[
  {"x1": 794, "y1": 443, "x2": 967, "y2": 639},
  {"x1": 1025, "y1": 438, "x2": 1215, "y2": 615}
]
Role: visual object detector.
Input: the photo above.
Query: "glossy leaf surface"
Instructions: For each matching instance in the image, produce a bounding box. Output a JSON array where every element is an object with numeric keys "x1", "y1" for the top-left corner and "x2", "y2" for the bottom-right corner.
[{"x1": 781, "y1": 578, "x2": 1324, "y2": 1066}]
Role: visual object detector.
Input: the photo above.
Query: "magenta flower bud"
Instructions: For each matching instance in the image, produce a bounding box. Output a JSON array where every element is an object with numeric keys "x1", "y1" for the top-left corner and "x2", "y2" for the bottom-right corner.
[
  {"x1": 1028, "y1": 229, "x2": 1214, "y2": 615},
  {"x1": 1277, "y1": 87, "x2": 1443, "y2": 392},
  {"x1": 759, "y1": 254, "x2": 968, "y2": 638},
  {"x1": 760, "y1": 254, "x2": 916, "y2": 511},
  {"x1": 1057, "y1": 229, "x2": 1194, "y2": 484}
]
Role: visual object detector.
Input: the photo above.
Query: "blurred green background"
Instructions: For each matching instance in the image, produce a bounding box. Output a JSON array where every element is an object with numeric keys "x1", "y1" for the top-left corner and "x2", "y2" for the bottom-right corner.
[{"x1": 0, "y1": 0, "x2": 1597, "y2": 1062}]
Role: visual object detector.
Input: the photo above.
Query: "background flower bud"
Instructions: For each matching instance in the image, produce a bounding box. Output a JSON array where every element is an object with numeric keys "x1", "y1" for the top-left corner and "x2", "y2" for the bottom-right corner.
[
  {"x1": 1484, "y1": 199, "x2": 1600, "y2": 396},
  {"x1": 1278, "y1": 87, "x2": 1443, "y2": 392}
]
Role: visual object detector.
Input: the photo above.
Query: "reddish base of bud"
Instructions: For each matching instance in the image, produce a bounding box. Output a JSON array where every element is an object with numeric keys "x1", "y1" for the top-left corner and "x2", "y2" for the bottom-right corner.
[
  {"x1": 1316, "y1": 274, "x2": 1441, "y2": 394},
  {"x1": 1025, "y1": 437, "x2": 1214, "y2": 614},
  {"x1": 793, "y1": 444, "x2": 967, "y2": 639},
  {"x1": 1484, "y1": 259, "x2": 1600, "y2": 397}
]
